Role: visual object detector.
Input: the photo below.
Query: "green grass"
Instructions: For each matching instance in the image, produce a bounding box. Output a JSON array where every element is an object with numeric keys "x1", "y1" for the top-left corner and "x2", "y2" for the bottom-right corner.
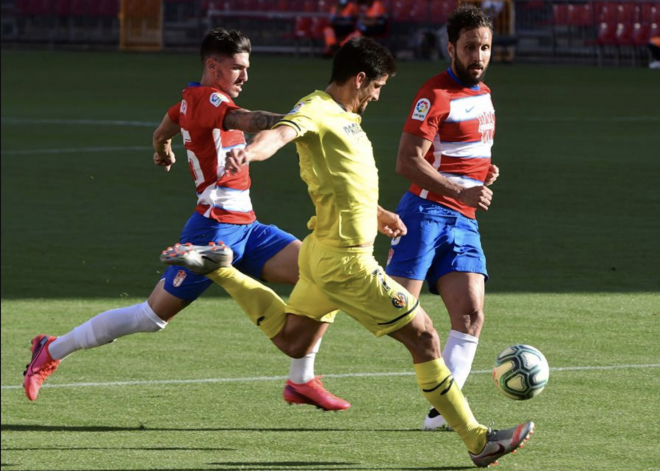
[
  {"x1": 2, "y1": 50, "x2": 660, "y2": 470},
  {"x1": 2, "y1": 295, "x2": 659, "y2": 470}
]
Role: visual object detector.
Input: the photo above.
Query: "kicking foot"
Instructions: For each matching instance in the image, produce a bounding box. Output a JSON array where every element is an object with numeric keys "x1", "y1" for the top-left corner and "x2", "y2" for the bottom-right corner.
[
  {"x1": 469, "y1": 421, "x2": 535, "y2": 468},
  {"x1": 160, "y1": 242, "x2": 233, "y2": 275}
]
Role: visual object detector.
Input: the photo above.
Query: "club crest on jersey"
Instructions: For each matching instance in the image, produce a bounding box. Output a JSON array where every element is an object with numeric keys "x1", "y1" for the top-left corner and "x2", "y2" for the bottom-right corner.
[
  {"x1": 210, "y1": 92, "x2": 229, "y2": 107},
  {"x1": 392, "y1": 291, "x2": 407, "y2": 309},
  {"x1": 173, "y1": 269, "x2": 187, "y2": 287},
  {"x1": 478, "y1": 111, "x2": 495, "y2": 143},
  {"x1": 412, "y1": 98, "x2": 431, "y2": 121},
  {"x1": 180, "y1": 99, "x2": 188, "y2": 115}
]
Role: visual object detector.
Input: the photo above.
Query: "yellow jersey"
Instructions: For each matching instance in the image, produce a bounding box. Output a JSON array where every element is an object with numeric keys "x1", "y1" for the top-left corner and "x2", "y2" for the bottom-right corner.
[{"x1": 276, "y1": 90, "x2": 379, "y2": 248}]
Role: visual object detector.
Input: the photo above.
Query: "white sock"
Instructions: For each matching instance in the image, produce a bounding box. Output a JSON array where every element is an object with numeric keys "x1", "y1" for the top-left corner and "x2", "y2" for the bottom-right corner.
[
  {"x1": 48, "y1": 301, "x2": 167, "y2": 360},
  {"x1": 442, "y1": 329, "x2": 479, "y2": 390},
  {"x1": 428, "y1": 330, "x2": 479, "y2": 422},
  {"x1": 288, "y1": 338, "x2": 321, "y2": 384}
]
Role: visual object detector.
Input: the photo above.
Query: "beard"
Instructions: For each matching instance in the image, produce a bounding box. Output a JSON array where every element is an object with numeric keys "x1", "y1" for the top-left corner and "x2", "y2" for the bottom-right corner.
[{"x1": 452, "y1": 57, "x2": 488, "y2": 87}]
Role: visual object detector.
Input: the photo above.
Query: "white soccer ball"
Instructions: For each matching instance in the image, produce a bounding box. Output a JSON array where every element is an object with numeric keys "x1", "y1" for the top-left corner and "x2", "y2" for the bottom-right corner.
[{"x1": 492, "y1": 344, "x2": 549, "y2": 400}]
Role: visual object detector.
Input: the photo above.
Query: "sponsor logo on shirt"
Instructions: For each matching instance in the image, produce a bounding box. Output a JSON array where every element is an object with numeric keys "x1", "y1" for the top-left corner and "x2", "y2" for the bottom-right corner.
[
  {"x1": 180, "y1": 99, "x2": 188, "y2": 115},
  {"x1": 343, "y1": 122, "x2": 365, "y2": 138},
  {"x1": 210, "y1": 92, "x2": 229, "y2": 107},
  {"x1": 412, "y1": 98, "x2": 431, "y2": 121},
  {"x1": 478, "y1": 111, "x2": 495, "y2": 143}
]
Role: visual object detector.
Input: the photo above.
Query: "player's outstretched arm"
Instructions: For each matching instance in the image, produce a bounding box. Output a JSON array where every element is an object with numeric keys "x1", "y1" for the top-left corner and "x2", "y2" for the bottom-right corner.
[
  {"x1": 396, "y1": 131, "x2": 493, "y2": 211},
  {"x1": 152, "y1": 113, "x2": 180, "y2": 172},
  {"x1": 225, "y1": 125, "x2": 298, "y2": 174},
  {"x1": 224, "y1": 109, "x2": 285, "y2": 134},
  {"x1": 377, "y1": 206, "x2": 407, "y2": 238}
]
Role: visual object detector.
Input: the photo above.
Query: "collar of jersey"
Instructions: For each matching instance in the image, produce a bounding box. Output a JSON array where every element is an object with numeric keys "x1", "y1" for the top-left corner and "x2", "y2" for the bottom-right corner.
[
  {"x1": 320, "y1": 90, "x2": 347, "y2": 112},
  {"x1": 188, "y1": 81, "x2": 202, "y2": 87},
  {"x1": 447, "y1": 68, "x2": 480, "y2": 91}
]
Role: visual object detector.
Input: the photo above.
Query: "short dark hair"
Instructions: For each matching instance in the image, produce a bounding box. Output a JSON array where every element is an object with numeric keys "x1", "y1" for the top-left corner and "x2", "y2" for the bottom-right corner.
[
  {"x1": 446, "y1": 5, "x2": 493, "y2": 44},
  {"x1": 330, "y1": 37, "x2": 397, "y2": 85},
  {"x1": 200, "y1": 28, "x2": 251, "y2": 62}
]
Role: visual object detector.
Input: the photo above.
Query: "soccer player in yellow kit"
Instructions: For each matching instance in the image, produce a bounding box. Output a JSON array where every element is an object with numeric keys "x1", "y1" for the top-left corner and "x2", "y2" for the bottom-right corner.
[{"x1": 169, "y1": 38, "x2": 535, "y2": 467}]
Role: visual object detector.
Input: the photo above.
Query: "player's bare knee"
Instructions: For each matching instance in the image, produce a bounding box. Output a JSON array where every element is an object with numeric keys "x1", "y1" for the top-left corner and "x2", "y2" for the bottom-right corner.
[
  {"x1": 271, "y1": 334, "x2": 309, "y2": 359},
  {"x1": 450, "y1": 309, "x2": 484, "y2": 337},
  {"x1": 285, "y1": 340, "x2": 314, "y2": 359},
  {"x1": 407, "y1": 325, "x2": 441, "y2": 360}
]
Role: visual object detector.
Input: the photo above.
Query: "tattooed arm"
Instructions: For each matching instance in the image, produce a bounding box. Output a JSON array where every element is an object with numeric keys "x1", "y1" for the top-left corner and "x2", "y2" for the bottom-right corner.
[{"x1": 223, "y1": 109, "x2": 284, "y2": 133}]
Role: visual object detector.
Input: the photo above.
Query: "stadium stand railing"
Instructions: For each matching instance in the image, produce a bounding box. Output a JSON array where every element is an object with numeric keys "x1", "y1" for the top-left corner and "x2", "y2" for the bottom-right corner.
[{"x1": 2, "y1": 0, "x2": 658, "y2": 66}]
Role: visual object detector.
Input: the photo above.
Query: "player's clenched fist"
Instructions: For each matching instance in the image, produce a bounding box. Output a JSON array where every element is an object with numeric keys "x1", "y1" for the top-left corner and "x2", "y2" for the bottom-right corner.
[
  {"x1": 154, "y1": 151, "x2": 176, "y2": 172},
  {"x1": 458, "y1": 185, "x2": 493, "y2": 211},
  {"x1": 226, "y1": 148, "x2": 250, "y2": 175}
]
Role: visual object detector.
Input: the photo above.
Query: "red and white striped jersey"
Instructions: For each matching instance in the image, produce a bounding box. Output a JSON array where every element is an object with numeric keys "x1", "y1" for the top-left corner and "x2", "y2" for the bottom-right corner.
[
  {"x1": 402, "y1": 69, "x2": 495, "y2": 219},
  {"x1": 168, "y1": 83, "x2": 255, "y2": 224}
]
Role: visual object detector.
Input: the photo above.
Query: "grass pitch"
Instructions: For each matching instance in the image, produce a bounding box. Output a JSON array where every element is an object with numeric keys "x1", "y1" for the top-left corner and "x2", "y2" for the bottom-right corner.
[{"x1": 2, "y1": 49, "x2": 660, "y2": 470}]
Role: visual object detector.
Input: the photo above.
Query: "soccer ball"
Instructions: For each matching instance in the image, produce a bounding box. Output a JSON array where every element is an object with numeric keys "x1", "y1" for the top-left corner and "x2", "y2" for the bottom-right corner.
[{"x1": 492, "y1": 344, "x2": 549, "y2": 400}]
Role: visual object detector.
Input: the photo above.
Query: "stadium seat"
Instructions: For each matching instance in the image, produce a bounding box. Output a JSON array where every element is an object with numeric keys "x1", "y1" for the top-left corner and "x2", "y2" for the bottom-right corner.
[
  {"x1": 303, "y1": 0, "x2": 317, "y2": 13},
  {"x1": 640, "y1": 4, "x2": 659, "y2": 24},
  {"x1": 294, "y1": 15, "x2": 312, "y2": 37},
  {"x1": 317, "y1": 0, "x2": 333, "y2": 13},
  {"x1": 431, "y1": 0, "x2": 457, "y2": 25},
  {"x1": 310, "y1": 16, "x2": 329, "y2": 39},
  {"x1": 567, "y1": 3, "x2": 593, "y2": 27},
  {"x1": 286, "y1": 0, "x2": 304, "y2": 12},
  {"x1": 391, "y1": 0, "x2": 414, "y2": 21},
  {"x1": 553, "y1": 4, "x2": 570, "y2": 25},
  {"x1": 274, "y1": 0, "x2": 289, "y2": 11},
  {"x1": 631, "y1": 21, "x2": 650, "y2": 46},
  {"x1": 409, "y1": 0, "x2": 429, "y2": 23},
  {"x1": 616, "y1": 3, "x2": 638, "y2": 24},
  {"x1": 615, "y1": 21, "x2": 635, "y2": 46},
  {"x1": 594, "y1": 2, "x2": 617, "y2": 23},
  {"x1": 596, "y1": 21, "x2": 617, "y2": 45}
]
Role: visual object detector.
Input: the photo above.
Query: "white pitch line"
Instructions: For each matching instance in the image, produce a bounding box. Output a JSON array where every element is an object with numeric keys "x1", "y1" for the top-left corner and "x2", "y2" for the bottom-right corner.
[{"x1": 2, "y1": 363, "x2": 658, "y2": 391}]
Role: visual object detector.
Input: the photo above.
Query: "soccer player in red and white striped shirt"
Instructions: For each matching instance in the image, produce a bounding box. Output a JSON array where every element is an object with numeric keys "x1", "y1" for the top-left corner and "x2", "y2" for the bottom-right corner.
[
  {"x1": 24, "y1": 28, "x2": 349, "y2": 411},
  {"x1": 385, "y1": 5, "x2": 501, "y2": 431}
]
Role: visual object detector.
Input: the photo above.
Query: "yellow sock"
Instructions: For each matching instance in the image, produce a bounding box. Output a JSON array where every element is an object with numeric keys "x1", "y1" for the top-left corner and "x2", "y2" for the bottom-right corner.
[
  {"x1": 414, "y1": 358, "x2": 488, "y2": 454},
  {"x1": 206, "y1": 267, "x2": 286, "y2": 339}
]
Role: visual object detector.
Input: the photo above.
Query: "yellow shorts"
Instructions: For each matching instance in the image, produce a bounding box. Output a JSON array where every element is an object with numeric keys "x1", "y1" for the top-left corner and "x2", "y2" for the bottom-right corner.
[{"x1": 287, "y1": 234, "x2": 419, "y2": 337}]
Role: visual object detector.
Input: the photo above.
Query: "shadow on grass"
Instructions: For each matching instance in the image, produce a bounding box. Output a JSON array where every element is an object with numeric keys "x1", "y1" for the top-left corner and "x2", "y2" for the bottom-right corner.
[{"x1": 1, "y1": 424, "x2": 433, "y2": 433}]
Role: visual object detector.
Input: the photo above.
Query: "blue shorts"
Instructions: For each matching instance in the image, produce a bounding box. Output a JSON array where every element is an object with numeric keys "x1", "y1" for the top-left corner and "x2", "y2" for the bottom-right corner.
[
  {"x1": 163, "y1": 212, "x2": 297, "y2": 302},
  {"x1": 385, "y1": 192, "x2": 488, "y2": 295}
]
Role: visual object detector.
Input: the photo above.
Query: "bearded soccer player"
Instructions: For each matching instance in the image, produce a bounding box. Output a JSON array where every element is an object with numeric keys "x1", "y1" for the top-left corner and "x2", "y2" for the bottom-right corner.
[
  {"x1": 169, "y1": 37, "x2": 534, "y2": 468},
  {"x1": 23, "y1": 28, "x2": 349, "y2": 411},
  {"x1": 384, "y1": 5, "x2": 501, "y2": 431}
]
